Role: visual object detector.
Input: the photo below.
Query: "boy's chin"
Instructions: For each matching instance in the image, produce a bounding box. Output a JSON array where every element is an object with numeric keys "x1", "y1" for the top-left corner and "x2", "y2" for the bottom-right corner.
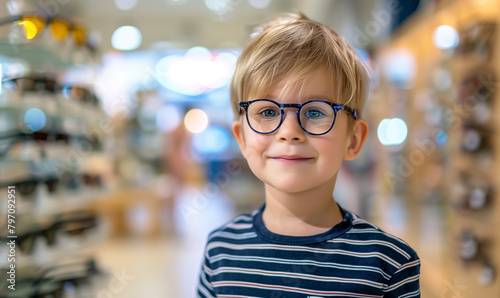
[{"x1": 264, "y1": 180, "x2": 321, "y2": 195}]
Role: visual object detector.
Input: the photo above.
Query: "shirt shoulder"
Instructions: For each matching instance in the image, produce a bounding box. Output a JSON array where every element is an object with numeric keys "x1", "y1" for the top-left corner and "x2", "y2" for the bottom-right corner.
[{"x1": 343, "y1": 211, "x2": 420, "y2": 265}]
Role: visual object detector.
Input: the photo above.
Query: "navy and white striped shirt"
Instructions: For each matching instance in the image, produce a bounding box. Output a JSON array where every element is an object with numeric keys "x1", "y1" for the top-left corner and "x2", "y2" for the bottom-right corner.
[{"x1": 197, "y1": 204, "x2": 420, "y2": 297}]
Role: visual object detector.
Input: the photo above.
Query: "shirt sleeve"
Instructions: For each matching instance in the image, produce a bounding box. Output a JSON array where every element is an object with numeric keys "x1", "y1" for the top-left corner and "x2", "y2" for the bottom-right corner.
[
  {"x1": 196, "y1": 245, "x2": 216, "y2": 298},
  {"x1": 384, "y1": 251, "x2": 421, "y2": 297}
]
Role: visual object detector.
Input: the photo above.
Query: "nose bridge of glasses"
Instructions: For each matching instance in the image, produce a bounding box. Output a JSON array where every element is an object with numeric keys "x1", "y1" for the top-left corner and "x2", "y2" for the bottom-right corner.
[
  {"x1": 281, "y1": 103, "x2": 302, "y2": 109},
  {"x1": 279, "y1": 103, "x2": 301, "y2": 121},
  {"x1": 279, "y1": 106, "x2": 305, "y2": 133}
]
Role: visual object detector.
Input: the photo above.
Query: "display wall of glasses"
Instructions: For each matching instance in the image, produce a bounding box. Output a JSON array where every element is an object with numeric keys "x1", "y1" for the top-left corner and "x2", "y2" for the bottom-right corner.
[
  {"x1": 0, "y1": 16, "x2": 112, "y2": 297},
  {"x1": 371, "y1": 0, "x2": 500, "y2": 297},
  {"x1": 449, "y1": 18, "x2": 499, "y2": 294}
]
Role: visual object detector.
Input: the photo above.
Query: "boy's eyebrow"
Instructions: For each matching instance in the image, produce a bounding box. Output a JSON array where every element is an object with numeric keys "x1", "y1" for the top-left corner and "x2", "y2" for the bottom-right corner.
[
  {"x1": 258, "y1": 94, "x2": 335, "y2": 102},
  {"x1": 251, "y1": 90, "x2": 334, "y2": 100},
  {"x1": 302, "y1": 94, "x2": 334, "y2": 101}
]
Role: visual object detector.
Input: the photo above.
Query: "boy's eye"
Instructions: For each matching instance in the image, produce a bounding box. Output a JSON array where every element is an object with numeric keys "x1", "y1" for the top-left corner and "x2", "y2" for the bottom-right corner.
[
  {"x1": 304, "y1": 109, "x2": 325, "y2": 118},
  {"x1": 260, "y1": 109, "x2": 280, "y2": 118}
]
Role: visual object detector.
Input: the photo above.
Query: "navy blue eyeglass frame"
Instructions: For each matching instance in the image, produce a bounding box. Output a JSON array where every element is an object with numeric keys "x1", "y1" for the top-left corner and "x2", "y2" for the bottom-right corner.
[{"x1": 238, "y1": 99, "x2": 358, "y2": 136}]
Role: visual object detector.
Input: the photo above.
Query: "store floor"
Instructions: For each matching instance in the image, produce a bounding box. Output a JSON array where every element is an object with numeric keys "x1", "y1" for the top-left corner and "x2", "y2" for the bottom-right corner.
[{"x1": 92, "y1": 235, "x2": 204, "y2": 298}]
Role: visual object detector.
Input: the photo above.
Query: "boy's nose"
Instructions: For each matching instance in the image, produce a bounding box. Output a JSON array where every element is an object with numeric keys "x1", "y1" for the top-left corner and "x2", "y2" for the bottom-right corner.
[{"x1": 276, "y1": 110, "x2": 306, "y2": 142}]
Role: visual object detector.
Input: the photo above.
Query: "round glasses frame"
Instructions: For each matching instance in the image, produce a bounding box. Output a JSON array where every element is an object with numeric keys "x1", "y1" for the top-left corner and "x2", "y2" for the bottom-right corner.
[{"x1": 238, "y1": 99, "x2": 358, "y2": 136}]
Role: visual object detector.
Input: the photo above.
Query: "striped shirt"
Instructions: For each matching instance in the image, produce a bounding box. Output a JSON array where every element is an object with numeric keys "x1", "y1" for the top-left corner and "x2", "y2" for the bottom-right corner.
[{"x1": 197, "y1": 204, "x2": 420, "y2": 297}]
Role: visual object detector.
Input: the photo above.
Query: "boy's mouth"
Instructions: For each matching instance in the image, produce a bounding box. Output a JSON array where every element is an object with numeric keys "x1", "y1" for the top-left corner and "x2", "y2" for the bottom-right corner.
[{"x1": 271, "y1": 155, "x2": 313, "y2": 162}]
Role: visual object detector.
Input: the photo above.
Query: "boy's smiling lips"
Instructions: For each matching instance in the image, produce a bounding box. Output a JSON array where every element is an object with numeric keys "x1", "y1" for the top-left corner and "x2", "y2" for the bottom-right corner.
[{"x1": 269, "y1": 155, "x2": 314, "y2": 162}]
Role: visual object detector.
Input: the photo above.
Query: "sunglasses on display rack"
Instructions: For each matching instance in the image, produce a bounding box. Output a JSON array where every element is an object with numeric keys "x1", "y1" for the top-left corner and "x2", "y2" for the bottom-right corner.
[
  {"x1": 14, "y1": 177, "x2": 59, "y2": 197},
  {"x1": 455, "y1": 173, "x2": 493, "y2": 212},
  {"x1": 460, "y1": 124, "x2": 493, "y2": 154},
  {"x1": 0, "y1": 13, "x2": 87, "y2": 46},
  {"x1": 52, "y1": 171, "x2": 103, "y2": 193},
  {"x1": 0, "y1": 130, "x2": 103, "y2": 158},
  {"x1": 456, "y1": 22, "x2": 497, "y2": 60},
  {"x1": 5, "y1": 213, "x2": 98, "y2": 254},
  {"x1": 61, "y1": 85, "x2": 99, "y2": 107},
  {"x1": 1, "y1": 76, "x2": 58, "y2": 94},
  {"x1": 459, "y1": 73, "x2": 496, "y2": 103},
  {"x1": 0, "y1": 257, "x2": 101, "y2": 298},
  {"x1": 2, "y1": 76, "x2": 100, "y2": 105},
  {"x1": 0, "y1": 172, "x2": 103, "y2": 199},
  {"x1": 0, "y1": 131, "x2": 70, "y2": 143}
]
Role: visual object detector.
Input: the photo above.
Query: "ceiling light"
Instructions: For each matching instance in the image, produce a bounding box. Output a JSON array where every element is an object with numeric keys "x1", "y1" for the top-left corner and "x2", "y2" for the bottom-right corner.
[
  {"x1": 115, "y1": 0, "x2": 138, "y2": 10},
  {"x1": 111, "y1": 26, "x2": 142, "y2": 51}
]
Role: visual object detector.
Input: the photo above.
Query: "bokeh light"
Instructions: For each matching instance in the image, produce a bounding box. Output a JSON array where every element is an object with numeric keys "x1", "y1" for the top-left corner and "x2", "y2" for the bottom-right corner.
[
  {"x1": 184, "y1": 109, "x2": 208, "y2": 133},
  {"x1": 115, "y1": 0, "x2": 137, "y2": 10},
  {"x1": 192, "y1": 125, "x2": 231, "y2": 155},
  {"x1": 18, "y1": 20, "x2": 38, "y2": 40},
  {"x1": 433, "y1": 25, "x2": 459, "y2": 49},
  {"x1": 435, "y1": 130, "x2": 448, "y2": 147},
  {"x1": 155, "y1": 48, "x2": 237, "y2": 95},
  {"x1": 248, "y1": 0, "x2": 271, "y2": 9},
  {"x1": 377, "y1": 118, "x2": 408, "y2": 146},
  {"x1": 204, "y1": 0, "x2": 235, "y2": 15},
  {"x1": 111, "y1": 26, "x2": 142, "y2": 51},
  {"x1": 383, "y1": 49, "x2": 416, "y2": 86},
  {"x1": 24, "y1": 108, "x2": 47, "y2": 131},
  {"x1": 156, "y1": 105, "x2": 182, "y2": 132}
]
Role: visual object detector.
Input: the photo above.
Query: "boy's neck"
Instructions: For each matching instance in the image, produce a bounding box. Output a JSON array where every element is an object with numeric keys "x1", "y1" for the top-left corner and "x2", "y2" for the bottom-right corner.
[{"x1": 261, "y1": 185, "x2": 343, "y2": 237}]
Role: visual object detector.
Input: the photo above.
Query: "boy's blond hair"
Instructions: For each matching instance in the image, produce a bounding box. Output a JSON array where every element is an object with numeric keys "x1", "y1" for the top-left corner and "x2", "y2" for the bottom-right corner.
[{"x1": 230, "y1": 12, "x2": 369, "y2": 119}]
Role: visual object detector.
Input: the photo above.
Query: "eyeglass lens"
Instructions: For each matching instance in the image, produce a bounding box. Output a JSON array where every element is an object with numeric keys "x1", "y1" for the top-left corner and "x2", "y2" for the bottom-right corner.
[{"x1": 246, "y1": 100, "x2": 336, "y2": 134}]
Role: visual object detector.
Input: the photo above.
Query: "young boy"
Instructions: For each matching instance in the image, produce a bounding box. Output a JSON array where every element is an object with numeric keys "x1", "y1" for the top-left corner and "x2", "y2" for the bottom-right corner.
[{"x1": 197, "y1": 12, "x2": 420, "y2": 297}]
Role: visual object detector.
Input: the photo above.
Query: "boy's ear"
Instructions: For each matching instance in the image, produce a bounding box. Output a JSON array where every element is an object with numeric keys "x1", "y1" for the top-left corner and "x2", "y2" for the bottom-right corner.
[
  {"x1": 232, "y1": 121, "x2": 247, "y2": 158},
  {"x1": 344, "y1": 119, "x2": 369, "y2": 160}
]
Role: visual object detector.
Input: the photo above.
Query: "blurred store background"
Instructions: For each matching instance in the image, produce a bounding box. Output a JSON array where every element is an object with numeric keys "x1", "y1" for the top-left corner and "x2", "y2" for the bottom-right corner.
[{"x1": 0, "y1": 0, "x2": 499, "y2": 297}]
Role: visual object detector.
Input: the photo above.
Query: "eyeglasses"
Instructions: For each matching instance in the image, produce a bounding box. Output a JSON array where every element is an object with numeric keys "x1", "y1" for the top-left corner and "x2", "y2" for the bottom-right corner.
[
  {"x1": 15, "y1": 213, "x2": 97, "y2": 254},
  {"x1": 0, "y1": 257, "x2": 101, "y2": 297},
  {"x1": 0, "y1": 130, "x2": 103, "y2": 158},
  {"x1": 238, "y1": 99, "x2": 358, "y2": 135},
  {"x1": 2, "y1": 76, "x2": 59, "y2": 93},
  {"x1": 61, "y1": 85, "x2": 99, "y2": 106},
  {"x1": 14, "y1": 177, "x2": 59, "y2": 197},
  {"x1": 0, "y1": 14, "x2": 87, "y2": 46},
  {"x1": 0, "y1": 173, "x2": 103, "y2": 198},
  {"x1": 2, "y1": 77, "x2": 101, "y2": 109}
]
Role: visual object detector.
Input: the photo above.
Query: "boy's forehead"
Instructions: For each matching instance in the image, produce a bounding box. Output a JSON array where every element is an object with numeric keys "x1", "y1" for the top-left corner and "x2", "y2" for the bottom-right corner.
[{"x1": 250, "y1": 70, "x2": 337, "y2": 102}]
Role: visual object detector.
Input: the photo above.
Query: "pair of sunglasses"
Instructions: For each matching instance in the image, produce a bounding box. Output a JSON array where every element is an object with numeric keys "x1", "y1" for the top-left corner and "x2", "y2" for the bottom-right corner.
[
  {"x1": 461, "y1": 124, "x2": 493, "y2": 154},
  {"x1": 4, "y1": 177, "x2": 59, "y2": 197},
  {"x1": 0, "y1": 130, "x2": 103, "y2": 158},
  {"x1": 0, "y1": 258, "x2": 100, "y2": 298},
  {"x1": 14, "y1": 213, "x2": 98, "y2": 254},
  {"x1": 2, "y1": 76, "x2": 58, "y2": 94},
  {"x1": 456, "y1": 22, "x2": 496, "y2": 59},
  {"x1": 459, "y1": 73, "x2": 495, "y2": 104},
  {"x1": 0, "y1": 173, "x2": 103, "y2": 198},
  {"x1": 2, "y1": 76, "x2": 100, "y2": 107},
  {"x1": 61, "y1": 86, "x2": 99, "y2": 106},
  {"x1": 0, "y1": 14, "x2": 86, "y2": 46},
  {"x1": 8, "y1": 131, "x2": 69, "y2": 142}
]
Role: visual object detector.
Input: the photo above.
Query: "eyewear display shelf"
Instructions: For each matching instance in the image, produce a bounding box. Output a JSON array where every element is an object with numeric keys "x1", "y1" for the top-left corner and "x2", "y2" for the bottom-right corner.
[
  {"x1": 370, "y1": 0, "x2": 500, "y2": 297},
  {"x1": 0, "y1": 43, "x2": 111, "y2": 297}
]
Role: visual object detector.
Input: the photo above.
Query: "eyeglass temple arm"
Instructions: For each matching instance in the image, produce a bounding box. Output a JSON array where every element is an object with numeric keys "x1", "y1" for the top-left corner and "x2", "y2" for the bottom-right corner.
[
  {"x1": 342, "y1": 106, "x2": 358, "y2": 119},
  {"x1": 238, "y1": 102, "x2": 249, "y2": 115}
]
